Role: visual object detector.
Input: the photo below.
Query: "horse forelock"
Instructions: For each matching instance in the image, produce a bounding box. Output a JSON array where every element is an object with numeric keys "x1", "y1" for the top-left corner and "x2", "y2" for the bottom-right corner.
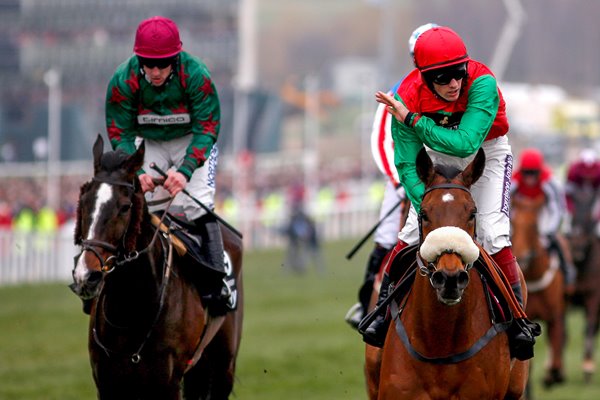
[
  {"x1": 100, "y1": 150, "x2": 131, "y2": 173},
  {"x1": 434, "y1": 164, "x2": 462, "y2": 181}
]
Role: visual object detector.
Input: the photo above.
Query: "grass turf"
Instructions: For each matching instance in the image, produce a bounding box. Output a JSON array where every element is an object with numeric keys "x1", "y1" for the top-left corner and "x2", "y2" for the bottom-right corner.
[{"x1": 0, "y1": 239, "x2": 599, "y2": 399}]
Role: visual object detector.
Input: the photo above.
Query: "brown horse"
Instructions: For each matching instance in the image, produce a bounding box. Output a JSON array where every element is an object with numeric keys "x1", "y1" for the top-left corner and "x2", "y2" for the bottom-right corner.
[
  {"x1": 376, "y1": 148, "x2": 528, "y2": 400},
  {"x1": 568, "y1": 184, "x2": 600, "y2": 382},
  {"x1": 510, "y1": 194, "x2": 566, "y2": 388},
  {"x1": 70, "y1": 135, "x2": 243, "y2": 399}
]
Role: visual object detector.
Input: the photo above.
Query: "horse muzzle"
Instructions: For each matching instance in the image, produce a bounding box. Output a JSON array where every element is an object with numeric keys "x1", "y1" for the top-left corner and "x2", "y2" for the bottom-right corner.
[
  {"x1": 70, "y1": 252, "x2": 104, "y2": 300},
  {"x1": 430, "y1": 269, "x2": 470, "y2": 306}
]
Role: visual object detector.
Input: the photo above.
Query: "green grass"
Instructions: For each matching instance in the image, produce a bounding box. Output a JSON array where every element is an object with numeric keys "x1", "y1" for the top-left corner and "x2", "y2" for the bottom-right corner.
[{"x1": 1, "y1": 239, "x2": 600, "y2": 399}]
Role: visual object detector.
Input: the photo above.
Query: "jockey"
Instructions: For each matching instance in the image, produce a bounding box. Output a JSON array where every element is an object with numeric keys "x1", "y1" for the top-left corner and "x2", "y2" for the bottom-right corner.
[
  {"x1": 565, "y1": 148, "x2": 600, "y2": 220},
  {"x1": 360, "y1": 26, "x2": 540, "y2": 359},
  {"x1": 512, "y1": 148, "x2": 577, "y2": 293},
  {"x1": 345, "y1": 23, "x2": 437, "y2": 329},
  {"x1": 105, "y1": 16, "x2": 235, "y2": 317}
]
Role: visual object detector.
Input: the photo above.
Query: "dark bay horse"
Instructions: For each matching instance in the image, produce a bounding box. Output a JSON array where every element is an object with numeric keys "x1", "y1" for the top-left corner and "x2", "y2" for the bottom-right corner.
[
  {"x1": 376, "y1": 148, "x2": 528, "y2": 399},
  {"x1": 70, "y1": 135, "x2": 243, "y2": 399},
  {"x1": 568, "y1": 184, "x2": 600, "y2": 382},
  {"x1": 510, "y1": 194, "x2": 566, "y2": 387}
]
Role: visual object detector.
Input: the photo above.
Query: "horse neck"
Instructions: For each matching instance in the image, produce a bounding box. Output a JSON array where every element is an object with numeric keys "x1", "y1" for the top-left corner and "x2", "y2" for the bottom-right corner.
[
  {"x1": 406, "y1": 272, "x2": 488, "y2": 348},
  {"x1": 102, "y1": 218, "x2": 166, "y2": 322}
]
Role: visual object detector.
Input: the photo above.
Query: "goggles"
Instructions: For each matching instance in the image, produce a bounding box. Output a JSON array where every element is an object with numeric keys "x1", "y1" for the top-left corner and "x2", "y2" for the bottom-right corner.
[
  {"x1": 429, "y1": 63, "x2": 468, "y2": 85},
  {"x1": 521, "y1": 169, "x2": 541, "y2": 177},
  {"x1": 138, "y1": 56, "x2": 175, "y2": 70}
]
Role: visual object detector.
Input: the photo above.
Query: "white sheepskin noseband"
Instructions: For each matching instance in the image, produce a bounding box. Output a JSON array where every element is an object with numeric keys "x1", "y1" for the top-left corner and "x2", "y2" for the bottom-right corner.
[{"x1": 420, "y1": 226, "x2": 479, "y2": 264}]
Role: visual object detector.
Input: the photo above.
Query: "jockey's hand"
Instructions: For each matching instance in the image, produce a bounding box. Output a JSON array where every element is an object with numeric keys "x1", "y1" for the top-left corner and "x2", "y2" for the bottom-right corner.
[
  {"x1": 395, "y1": 183, "x2": 406, "y2": 199},
  {"x1": 139, "y1": 173, "x2": 156, "y2": 193},
  {"x1": 163, "y1": 170, "x2": 187, "y2": 196},
  {"x1": 375, "y1": 91, "x2": 409, "y2": 123}
]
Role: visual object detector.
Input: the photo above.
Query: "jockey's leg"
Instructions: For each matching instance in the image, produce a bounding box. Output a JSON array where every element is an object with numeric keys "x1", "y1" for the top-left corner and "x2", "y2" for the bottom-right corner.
[
  {"x1": 492, "y1": 246, "x2": 541, "y2": 360},
  {"x1": 194, "y1": 213, "x2": 235, "y2": 317},
  {"x1": 548, "y1": 233, "x2": 577, "y2": 294},
  {"x1": 360, "y1": 240, "x2": 409, "y2": 348}
]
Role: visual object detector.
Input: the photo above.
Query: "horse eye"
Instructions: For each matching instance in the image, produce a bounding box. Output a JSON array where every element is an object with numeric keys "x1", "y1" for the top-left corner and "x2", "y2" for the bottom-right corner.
[{"x1": 119, "y1": 203, "x2": 132, "y2": 214}]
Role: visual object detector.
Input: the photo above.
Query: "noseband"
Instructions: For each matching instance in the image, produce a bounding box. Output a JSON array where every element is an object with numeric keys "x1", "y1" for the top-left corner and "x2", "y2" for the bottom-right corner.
[{"x1": 417, "y1": 183, "x2": 477, "y2": 278}]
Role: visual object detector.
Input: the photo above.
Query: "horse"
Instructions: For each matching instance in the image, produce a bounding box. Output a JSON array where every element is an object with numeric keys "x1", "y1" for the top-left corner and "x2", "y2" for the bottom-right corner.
[
  {"x1": 70, "y1": 135, "x2": 243, "y2": 399},
  {"x1": 375, "y1": 148, "x2": 528, "y2": 400},
  {"x1": 568, "y1": 183, "x2": 600, "y2": 382},
  {"x1": 510, "y1": 193, "x2": 566, "y2": 388}
]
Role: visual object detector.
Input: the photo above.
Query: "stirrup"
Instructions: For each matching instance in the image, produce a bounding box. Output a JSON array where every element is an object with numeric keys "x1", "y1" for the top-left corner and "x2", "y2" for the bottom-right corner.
[{"x1": 344, "y1": 302, "x2": 363, "y2": 330}]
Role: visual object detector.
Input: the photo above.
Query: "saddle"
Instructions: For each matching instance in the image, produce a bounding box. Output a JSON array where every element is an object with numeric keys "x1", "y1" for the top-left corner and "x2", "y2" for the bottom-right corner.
[{"x1": 150, "y1": 213, "x2": 213, "y2": 271}]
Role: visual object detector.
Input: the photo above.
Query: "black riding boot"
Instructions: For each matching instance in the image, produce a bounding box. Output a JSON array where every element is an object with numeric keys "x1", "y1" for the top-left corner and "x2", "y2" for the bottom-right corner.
[
  {"x1": 358, "y1": 272, "x2": 393, "y2": 348},
  {"x1": 346, "y1": 245, "x2": 390, "y2": 329},
  {"x1": 509, "y1": 282, "x2": 542, "y2": 360},
  {"x1": 549, "y1": 235, "x2": 577, "y2": 288},
  {"x1": 195, "y1": 214, "x2": 235, "y2": 317}
]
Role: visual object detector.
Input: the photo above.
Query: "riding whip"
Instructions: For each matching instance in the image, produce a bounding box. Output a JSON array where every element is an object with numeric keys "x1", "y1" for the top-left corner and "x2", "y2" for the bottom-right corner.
[
  {"x1": 149, "y1": 163, "x2": 243, "y2": 239},
  {"x1": 345, "y1": 198, "x2": 402, "y2": 260}
]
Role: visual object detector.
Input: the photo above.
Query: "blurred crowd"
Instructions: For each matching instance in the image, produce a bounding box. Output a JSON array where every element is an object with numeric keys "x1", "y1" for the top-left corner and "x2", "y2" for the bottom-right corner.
[{"x1": 0, "y1": 175, "x2": 85, "y2": 233}]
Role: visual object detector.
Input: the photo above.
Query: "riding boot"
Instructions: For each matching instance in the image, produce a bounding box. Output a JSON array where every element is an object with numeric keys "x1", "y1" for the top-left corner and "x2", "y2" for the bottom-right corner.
[
  {"x1": 493, "y1": 248, "x2": 541, "y2": 360},
  {"x1": 194, "y1": 214, "x2": 235, "y2": 317},
  {"x1": 549, "y1": 234, "x2": 577, "y2": 293},
  {"x1": 508, "y1": 282, "x2": 541, "y2": 360},
  {"x1": 358, "y1": 272, "x2": 393, "y2": 348},
  {"x1": 345, "y1": 244, "x2": 389, "y2": 329}
]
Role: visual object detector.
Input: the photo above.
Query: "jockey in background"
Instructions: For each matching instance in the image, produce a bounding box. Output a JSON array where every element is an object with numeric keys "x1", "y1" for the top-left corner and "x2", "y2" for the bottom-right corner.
[
  {"x1": 345, "y1": 23, "x2": 437, "y2": 329},
  {"x1": 512, "y1": 148, "x2": 577, "y2": 294},
  {"x1": 565, "y1": 149, "x2": 600, "y2": 235}
]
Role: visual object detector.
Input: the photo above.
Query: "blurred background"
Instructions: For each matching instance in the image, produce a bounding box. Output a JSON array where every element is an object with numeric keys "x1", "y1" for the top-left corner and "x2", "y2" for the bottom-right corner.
[{"x1": 3, "y1": 0, "x2": 600, "y2": 274}]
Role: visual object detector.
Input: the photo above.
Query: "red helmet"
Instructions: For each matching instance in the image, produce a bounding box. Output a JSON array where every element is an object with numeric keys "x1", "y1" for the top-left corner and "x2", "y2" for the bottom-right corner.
[
  {"x1": 519, "y1": 148, "x2": 545, "y2": 171},
  {"x1": 134, "y1": 16, "x2": 182, "y2": 58},
  {"x1": 413, "y1": 26, "x2": 470, "y2": 72}
]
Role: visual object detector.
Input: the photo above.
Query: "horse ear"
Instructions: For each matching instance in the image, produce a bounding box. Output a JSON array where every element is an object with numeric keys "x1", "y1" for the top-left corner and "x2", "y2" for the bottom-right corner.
[
  {"x1": 461, "y1": 148, "x2": 486, "y2": 187},
  {"x1": 93, "y1": 134, "x2": 104, "y2": 174},
  {"x1": 126, "y1": 140, "x2": 145, "y2": 174},
  {"x1": 416, "y1": 147, "x2": 434, "y2": 185}
]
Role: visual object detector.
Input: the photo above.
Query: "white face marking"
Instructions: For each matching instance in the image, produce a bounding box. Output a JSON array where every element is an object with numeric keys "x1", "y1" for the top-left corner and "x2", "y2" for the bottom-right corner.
[
  {"x1": 442, "y1": 193, "x2": 455, "y2": 203},
  {"x1": 73, "y1": 183, "x2": 113, "y2": 282}
]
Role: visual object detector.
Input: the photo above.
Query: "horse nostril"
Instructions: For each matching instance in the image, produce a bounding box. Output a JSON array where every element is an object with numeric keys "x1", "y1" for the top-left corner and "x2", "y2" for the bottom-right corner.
[
  {"x1": 430, "y1": 271, "x2": 446, "y2": 289},
  {"x1": 457, "y1": 270, "x2": 470, "y2": 289},
  {"x1": 88, "y1": 271, "x2": 103, "y2": 285}
]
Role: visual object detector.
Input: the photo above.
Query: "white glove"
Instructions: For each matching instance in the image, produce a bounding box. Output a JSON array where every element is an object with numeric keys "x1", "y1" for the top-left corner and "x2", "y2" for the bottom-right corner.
[{"x1": 395, "y1": 183, "x2": 406, "y2": 199}]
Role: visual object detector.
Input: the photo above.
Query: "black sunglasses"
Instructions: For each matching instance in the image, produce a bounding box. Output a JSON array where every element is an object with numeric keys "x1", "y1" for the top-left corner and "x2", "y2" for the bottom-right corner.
[
  {"x1": 138, "y1": 56, "x2": 174, "y2": 70},
  {"x1": 431, "y1": 64, "x2": 468, "y2": 85},
  {"x1": 522, "y1": 169, "x2": 541, "y2": 176}
]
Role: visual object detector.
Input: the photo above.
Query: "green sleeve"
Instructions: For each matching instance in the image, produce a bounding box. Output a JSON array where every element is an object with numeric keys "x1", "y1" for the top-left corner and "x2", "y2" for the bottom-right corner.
[
  {"x1": 178, "y1": 67, "x2": 221, "y2": 179},
  {"x1": 105, "y1": 64, "x2": 139, "y2": 155},
  {"x1": 391, "y1": 110, "x2": 426, "y2": 212},
  {"x1": 413, "y1": 75, "x2": 499, "y2": 158}
]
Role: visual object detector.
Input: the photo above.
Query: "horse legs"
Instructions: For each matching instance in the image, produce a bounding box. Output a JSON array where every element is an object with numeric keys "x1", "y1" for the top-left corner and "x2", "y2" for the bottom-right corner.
[
  {"x1": 583, "y1": 295, "x2": 600, "y2": 383},
  {"x1": 183, "y1": 338, "x2": 235, "y2": 400},
  {"x1": 542, "y1": 316, "x2": 566, "y2": 387}
]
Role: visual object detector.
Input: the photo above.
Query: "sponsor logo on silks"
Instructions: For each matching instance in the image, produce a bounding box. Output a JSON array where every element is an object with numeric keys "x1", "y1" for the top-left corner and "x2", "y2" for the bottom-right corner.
[
  {"x1": 501, "y1": 154, "x2": 513, "y2": 216},
  {"x1": 137, "y1": 113, "x2": 191, "y2": 125},
  {"x1": 207, "y1": 146, "x2": 218, "y2": 188}
]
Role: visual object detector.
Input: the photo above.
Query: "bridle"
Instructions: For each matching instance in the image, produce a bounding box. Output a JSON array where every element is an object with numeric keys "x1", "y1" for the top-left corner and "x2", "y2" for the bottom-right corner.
[
  {"x1": 417, "y1": 183, "x2": 477, "y2": 277},
  {"x1": 79, "y1": 176, "x2": 169, "y2": 272}
]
